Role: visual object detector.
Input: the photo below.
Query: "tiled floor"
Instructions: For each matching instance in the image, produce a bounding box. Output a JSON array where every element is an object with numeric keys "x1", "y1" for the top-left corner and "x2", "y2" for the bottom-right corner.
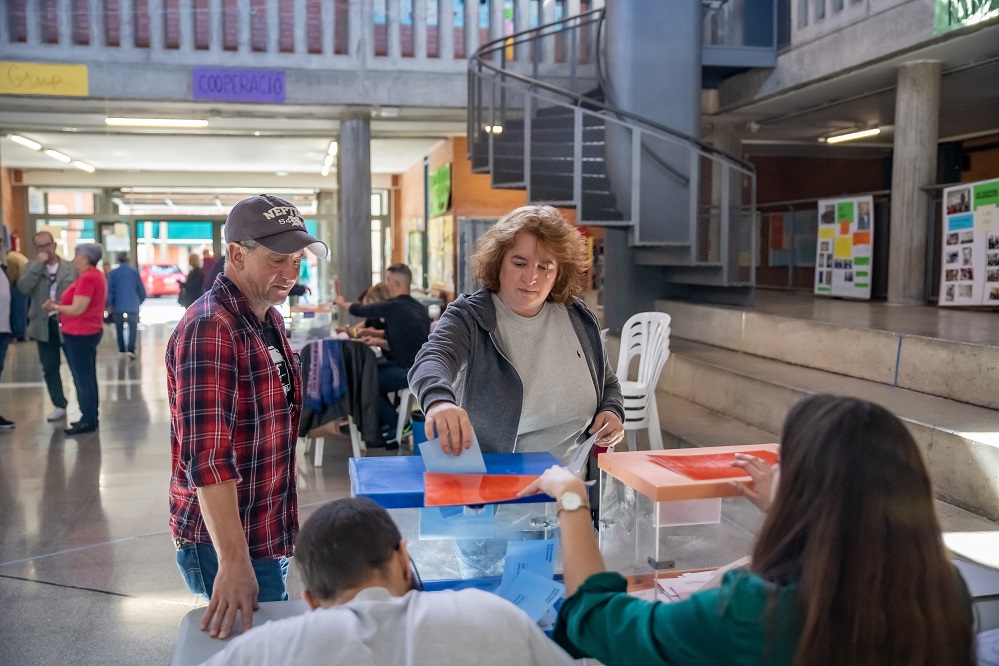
[{"x1": 0, "y1": 301, "x2": 374, "y2": 665}]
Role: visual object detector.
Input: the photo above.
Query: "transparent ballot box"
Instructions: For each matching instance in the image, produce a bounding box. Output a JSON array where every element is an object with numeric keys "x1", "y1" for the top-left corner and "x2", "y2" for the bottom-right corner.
[
  {"x1": 597, "y1": 444, "x2": 780, "y2": 578},
  {"x1": 349, "y1": 452, "x2": 561, "y2": 585}
]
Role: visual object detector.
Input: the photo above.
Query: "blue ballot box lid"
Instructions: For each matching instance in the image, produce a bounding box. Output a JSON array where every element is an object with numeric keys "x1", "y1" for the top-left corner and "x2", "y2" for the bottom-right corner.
[{"x1": 350, "y1": 452, "x2": 561, "y2": 509}]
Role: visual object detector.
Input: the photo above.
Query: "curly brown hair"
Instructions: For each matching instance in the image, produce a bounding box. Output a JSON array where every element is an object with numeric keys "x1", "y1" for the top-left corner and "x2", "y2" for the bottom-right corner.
[{"x1": 471, "y1": 205, "x2": 588, "y2": 305}]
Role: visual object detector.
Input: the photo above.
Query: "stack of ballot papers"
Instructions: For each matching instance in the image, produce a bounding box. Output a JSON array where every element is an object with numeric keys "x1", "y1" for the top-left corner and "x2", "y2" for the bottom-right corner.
[
  {"x1": 494, "y1": 539, "x2": 564, "y2": 631},
  {"x1": 656, "y1": 570, "x2": 717, "y2": 603}
]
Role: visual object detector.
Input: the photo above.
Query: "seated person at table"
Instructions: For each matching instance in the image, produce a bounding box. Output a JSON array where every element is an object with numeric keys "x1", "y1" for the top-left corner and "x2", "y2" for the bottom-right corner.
[
  {"x1": 335, "y1": 264, "x2": 431, "y2": 448},
  {"x1": 518, "y1": 394, "x2": 974, "y2": 666},
  {"x1": 199, "y1": 498, "x2": 576, "y2": 666},
  {"x1": 336, "y1": 282, "x2": 390, "y2": 339}
]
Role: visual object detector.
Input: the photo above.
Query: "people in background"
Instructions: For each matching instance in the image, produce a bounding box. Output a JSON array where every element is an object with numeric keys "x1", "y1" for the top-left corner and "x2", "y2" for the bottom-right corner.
[
  {"x1": 106, "y1": 252, "x2": 146, "y2": 358},
  {"x1": 519, "y1": 394, "x2": 975, "y2": 666},
  {"x1": 167, "y1": 194, "x2": 328, "y2": 640},
  {"x1": 335, "y1": 264, "x2": 430, "y2": 449},
  {"x1": 200, "y1": 248, "x2": 216, "y2": 291},
  {"x1": 0, "y1": 234, "x2": 15, "y2": 430},
  {"x1": 409, "y1": 205, "x2": 624, "y2": 462},
  {"x1": 43, "y1": 243, "x2": 108, "y2": 436},
  {"x1": 335, "y1": 282, "x2": 390, "y2": 339},
  {"x1": 179, "y1": 253, "x2": 205, "y2": 309},
  {"x1": 198, "y1": 498, "x2": 575, "y2": 666},
  {"x1": 17, "y1": 231, "x2": 77, "y2": 423}
]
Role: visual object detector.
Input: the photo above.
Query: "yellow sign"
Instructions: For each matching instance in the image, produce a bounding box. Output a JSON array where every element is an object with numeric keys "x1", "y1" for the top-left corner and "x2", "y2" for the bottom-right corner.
[
  {"x1": 818, "y1": 227, "x2": 835, "y2": 239},
  {"x1": 0, "y1": 61, "x2": 88, "y2": 96},
  {"x1": 834, "y1": 236, "x2": 853, "y2": 259}
]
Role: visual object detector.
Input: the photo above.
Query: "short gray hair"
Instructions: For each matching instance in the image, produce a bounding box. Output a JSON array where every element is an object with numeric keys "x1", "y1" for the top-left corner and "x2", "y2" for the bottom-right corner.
[{"x1": 75, "y1": 243, "x2": 104, "y2": 266}]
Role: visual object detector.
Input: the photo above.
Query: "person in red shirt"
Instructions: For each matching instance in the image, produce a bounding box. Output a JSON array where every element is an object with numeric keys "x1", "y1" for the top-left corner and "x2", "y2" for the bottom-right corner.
[
  {"x1": 43, "y1": 243, "x2": 107, "y2": 436},
  {"x1": 166, "y1": 194, "x2": 328, "y2": 640}
]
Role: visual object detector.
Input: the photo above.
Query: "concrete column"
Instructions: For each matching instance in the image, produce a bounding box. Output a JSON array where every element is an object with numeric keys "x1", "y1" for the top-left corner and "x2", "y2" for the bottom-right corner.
[
  {"x1": 438, "y1": 0, "x2": 453, "y2": 61},
  {"x1": 337, "y1": 111, "x2": 373, "y2": 306},
  {"x1": 237, "y1": 0, "x2": 250, "y2": 52},
  {"x1": 601, "y1": 0, "x2": 702, "y2": 328},
  {"x1": 888, "y1": 60, "x2": 940, "y2": 305},
  {"x1": 710, "y1": 123, "x2": 741, "y2": 263},
  {"x1": 413, "y1": 0, "x2": 427, "y2": 60}
]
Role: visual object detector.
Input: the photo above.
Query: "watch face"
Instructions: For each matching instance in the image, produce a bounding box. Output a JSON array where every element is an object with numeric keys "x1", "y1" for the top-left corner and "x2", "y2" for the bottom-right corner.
[{"x1": 561, "y1": 492, "x2": 582, "y2": 511}]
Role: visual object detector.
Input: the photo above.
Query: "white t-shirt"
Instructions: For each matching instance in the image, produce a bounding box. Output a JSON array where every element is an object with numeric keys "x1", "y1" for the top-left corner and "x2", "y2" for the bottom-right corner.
[
  {"x1": 46, "y1": 262, "x2": 59, "y2": 300},
  {"x1": 199, "y1": 587, "x2": 578, "y2": 666},
  {"x1": 491, "y1": 295, "x2": 598, "y2": 462}
]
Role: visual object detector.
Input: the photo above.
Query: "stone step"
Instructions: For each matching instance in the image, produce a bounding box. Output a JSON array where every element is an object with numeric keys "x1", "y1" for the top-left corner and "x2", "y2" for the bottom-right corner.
[
  {"x1": 661, "y1": 339, "x2": 999, "y2": 523},
  {"x1": 658, "y1": 299, "x2": 999, "y2": 411}
]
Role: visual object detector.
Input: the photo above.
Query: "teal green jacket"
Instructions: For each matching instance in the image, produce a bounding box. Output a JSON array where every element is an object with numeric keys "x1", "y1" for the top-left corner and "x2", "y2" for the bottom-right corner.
[{"x1": 554, "y1": 571, "x2": 800, "y2": 666}]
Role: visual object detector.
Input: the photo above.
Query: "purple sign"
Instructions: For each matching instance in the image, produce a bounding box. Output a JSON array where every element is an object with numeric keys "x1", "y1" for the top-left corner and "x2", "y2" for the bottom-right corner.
[{"x1": 192, "y1": 68, "x2": 285, "y2": 103}]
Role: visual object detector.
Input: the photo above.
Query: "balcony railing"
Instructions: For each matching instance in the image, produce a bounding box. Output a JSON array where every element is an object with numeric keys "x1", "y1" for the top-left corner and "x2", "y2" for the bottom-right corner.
[{"x1": 1, "y1": 0, "x2": 572, "y2": 70}]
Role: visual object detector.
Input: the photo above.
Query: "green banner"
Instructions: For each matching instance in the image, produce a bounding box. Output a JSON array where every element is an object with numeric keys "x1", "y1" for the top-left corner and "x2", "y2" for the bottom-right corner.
[
  {"x1": 933, "y1": 0, "x2": 999, "y2": 35},
  {"x1": 974, "y1": 180, "x2": 999, "y2": 210},
  {"x1": 429, "y1": 164, "x2": 452, "y2": 218}
]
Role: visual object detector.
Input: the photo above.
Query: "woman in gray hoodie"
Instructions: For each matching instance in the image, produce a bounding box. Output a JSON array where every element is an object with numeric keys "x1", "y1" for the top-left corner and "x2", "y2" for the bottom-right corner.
[{"x1": 409, "y1": 205, "x2": 624, "y2": 463}]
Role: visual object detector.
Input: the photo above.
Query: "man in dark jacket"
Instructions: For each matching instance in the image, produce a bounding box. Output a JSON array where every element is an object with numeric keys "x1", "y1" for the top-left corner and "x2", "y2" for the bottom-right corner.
[
  {"x1": 335, "y1": 263, "x2": 430, "y2": 448},
  {"x1": 106, "y1": 252, "x2": 146, "y2": 358}
]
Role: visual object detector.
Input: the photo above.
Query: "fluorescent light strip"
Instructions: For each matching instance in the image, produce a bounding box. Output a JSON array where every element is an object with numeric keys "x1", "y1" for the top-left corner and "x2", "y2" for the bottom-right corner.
[
  {"x1": 105, "y1": 117, "x2": 209, "y2": 128},
  {"x1": 328, "y1": 141, "x2": 338, "y2": 156},
  {"x1": 44, "y1": 149, "x2": 72, "y2": 163},
  {"x1": 9, "y1": 134, "x2": 42, "y2": 150},
  {"x1": 824, "y1": 128, "x2": 881, "y2": 144},
  {"x1": 320, "y1": 165, "x2": 330, "y2": 177},
  {"x1": 72, "y1": 160, "x2": 95, "y2": 173}
]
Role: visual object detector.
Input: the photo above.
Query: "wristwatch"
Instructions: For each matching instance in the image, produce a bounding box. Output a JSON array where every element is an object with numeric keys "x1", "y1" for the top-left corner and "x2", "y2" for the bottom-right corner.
[{"x1": 555, "y1": 490, "x2": 590, "y2": 515}]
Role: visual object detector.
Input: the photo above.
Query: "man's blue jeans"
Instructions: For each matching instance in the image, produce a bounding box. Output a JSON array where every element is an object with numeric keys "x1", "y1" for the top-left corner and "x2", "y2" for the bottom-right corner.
[
  {"x1": 113, "y1": 311, "x2": 139, "y2": 353},
  {"x1": 377, "y1": 362, "x2": 411, "y2": 435},
  {"x1": 175, "y1": 539, "x2": 289, "y2": 602}
]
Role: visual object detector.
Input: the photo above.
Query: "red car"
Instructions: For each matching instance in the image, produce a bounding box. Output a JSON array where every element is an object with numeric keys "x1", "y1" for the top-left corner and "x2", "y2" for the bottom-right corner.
[{"x1": 140, "y1": 264, "x2": 183, "y2": 297}]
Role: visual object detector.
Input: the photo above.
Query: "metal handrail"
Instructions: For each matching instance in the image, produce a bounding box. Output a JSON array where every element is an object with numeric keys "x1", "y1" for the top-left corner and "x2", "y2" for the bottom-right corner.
[{"x1": 470, "y1": 8, "x2": 755, "y2": 173}]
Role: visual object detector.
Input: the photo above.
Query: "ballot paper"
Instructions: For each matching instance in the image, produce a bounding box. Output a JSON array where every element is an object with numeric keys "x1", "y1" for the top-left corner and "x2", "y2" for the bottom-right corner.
[
  {"x1": 538, "y1": 606, "x2": 559, "y2": 633},
  {"x1": 495, "y1": 570, "x2": 566, "y2": 622},
  {"x1": 565, "y1": 423, "x2": 608, "y2": 477},
  {"x1": 979, "y1": 628, "x2": 999, "y2": 666},
  {"x1": 501, "y1": 539, "x2": 557, "y2": 587},
  {"x1": 419, "y1": 431, "x2": 487, "y2": 474},
  {"x1": 423, "y1": 472, "x2": 538, "y2": 506},
  {"x1": 657, "y1": 571, "x2": 716, "y2": 603}
]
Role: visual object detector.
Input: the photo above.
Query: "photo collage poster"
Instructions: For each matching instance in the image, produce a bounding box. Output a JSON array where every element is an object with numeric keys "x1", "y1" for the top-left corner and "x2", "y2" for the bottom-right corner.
[
  {"x1": 813, "y1": 196, "x2": 874, "y2": 299},
  {"x1": 938, "y1": 178, "x2": 999, "y2": 306}
]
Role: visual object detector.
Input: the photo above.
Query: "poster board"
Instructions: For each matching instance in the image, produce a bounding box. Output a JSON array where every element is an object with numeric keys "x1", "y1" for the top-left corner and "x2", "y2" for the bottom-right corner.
[
  {"x1": 938, "y1": 178, "x2": 999, "y2": 306},
  {"x1": 814, "y1": 196, "x2": 874, "y2": 299}
]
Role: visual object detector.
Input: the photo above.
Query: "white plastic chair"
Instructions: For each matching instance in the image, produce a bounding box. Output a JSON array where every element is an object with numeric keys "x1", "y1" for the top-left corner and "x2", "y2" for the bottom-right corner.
[
  {"x1": 394, "y1": 387, "x2": 419, "y2": 454},
  {"x1": 305, "y1": 417, "x2": 365, "y2": 466},
  {"x1": 615, "y1": 312, "x2": 671, "y2": 451}
]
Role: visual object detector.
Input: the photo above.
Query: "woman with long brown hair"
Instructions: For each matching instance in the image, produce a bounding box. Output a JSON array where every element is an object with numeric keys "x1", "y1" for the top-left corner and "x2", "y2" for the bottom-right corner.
[{"x1": 520, "y1": 394, "x2": 975, "y2": 665}]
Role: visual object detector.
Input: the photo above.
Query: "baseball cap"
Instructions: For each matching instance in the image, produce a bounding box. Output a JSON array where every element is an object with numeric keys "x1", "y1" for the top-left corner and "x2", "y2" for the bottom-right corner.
[{"x1": 224, "y1": 194, "x2": 328, "y2": 259}]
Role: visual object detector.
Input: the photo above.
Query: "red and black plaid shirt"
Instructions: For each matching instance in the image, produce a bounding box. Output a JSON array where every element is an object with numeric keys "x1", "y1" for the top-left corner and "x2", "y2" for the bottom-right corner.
[{"x1": 167, "y1": 276, "x2": 301, "y2": 559}]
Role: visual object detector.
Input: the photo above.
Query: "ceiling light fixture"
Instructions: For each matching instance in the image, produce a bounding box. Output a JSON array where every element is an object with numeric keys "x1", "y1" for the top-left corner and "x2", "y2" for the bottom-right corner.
[
  {"x1": 484, "y1": 125, "x2": 503, "y2": 134},
  {"x1": 320, "y1": 165, "x2": 330, "y2": 177},
  {"x1": 323, "y1": 154, "x2": 335, "y2": 167},
  {"x1": 9, "y1": 134, "x2": 42, "y2": 150},
  {"x1": 72, "y1": 160, "x2": 96, "y2": 173},
  {"x1": 44, "y1": 149, "x2": 72, "y2": 163},
  {"x1": 823, "y1": 128, "x2": 881, "y2": 144},
  {"x1": 328, "y1": 141, "x2": 338, "y2": 156},
  {"x1": 105, "y1": 117, "x2": 209, "y2": 128}
]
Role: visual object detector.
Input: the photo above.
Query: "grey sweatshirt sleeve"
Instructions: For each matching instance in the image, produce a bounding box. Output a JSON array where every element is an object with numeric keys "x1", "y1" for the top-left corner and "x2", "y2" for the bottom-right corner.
[
  {"x1": 597, "y1": 347, "x2": 624, "y2": 422},
  {"x1": 408, "y1": 306, "x2": 474, "y2": 413}
]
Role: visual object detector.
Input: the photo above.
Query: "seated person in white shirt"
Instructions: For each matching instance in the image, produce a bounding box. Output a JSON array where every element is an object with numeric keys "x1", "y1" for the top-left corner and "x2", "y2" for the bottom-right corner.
[{"x1": 200, "y1": 497, "x2": 577, "y2": 666}]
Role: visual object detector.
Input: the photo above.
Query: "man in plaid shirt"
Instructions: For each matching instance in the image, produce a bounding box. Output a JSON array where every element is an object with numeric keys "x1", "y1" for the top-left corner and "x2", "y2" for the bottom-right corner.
[{"x1": 167, "y1": 194, "x2": 328, "y2": 640}]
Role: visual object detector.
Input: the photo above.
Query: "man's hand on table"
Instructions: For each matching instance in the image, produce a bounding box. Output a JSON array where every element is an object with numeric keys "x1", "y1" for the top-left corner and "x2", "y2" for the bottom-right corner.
[{"x1": 200, "y1": 556, "x2": 260, "y2": 639}]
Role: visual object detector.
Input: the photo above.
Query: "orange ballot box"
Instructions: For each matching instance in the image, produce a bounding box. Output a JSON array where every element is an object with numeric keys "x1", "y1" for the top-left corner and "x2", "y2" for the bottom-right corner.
[{"x1": 596, "y1": 443, "x2": 779, "y2": 578}]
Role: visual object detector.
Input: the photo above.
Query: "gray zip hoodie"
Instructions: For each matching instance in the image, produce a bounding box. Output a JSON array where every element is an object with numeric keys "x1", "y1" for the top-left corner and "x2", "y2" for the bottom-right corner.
[{"x1": 408, "y1": 288, "x2": 624, "y2": 454}]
